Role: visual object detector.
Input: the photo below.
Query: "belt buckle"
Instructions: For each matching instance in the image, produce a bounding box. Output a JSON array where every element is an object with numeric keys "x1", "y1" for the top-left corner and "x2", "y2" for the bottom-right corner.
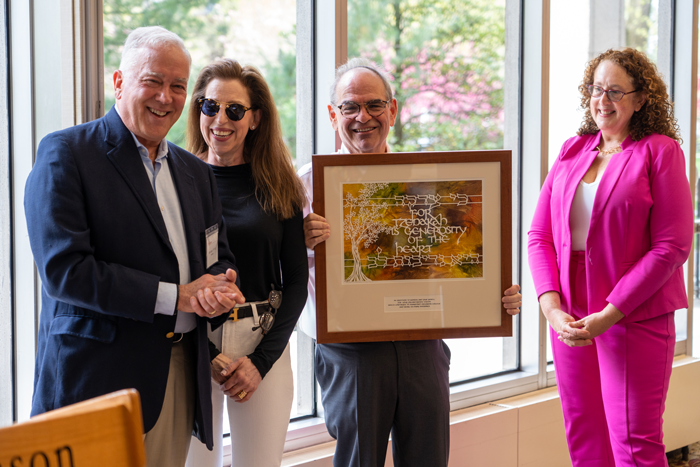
[{"x1": 231, "y1": 308, "x2": 239, "y2": 322}]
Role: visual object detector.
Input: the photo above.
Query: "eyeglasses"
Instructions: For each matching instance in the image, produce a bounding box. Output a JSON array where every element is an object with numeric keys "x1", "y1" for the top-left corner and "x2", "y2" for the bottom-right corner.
[
  {"x1": 252, "y1": 289, "x2": 282, "y2": 336},
  {"x1": 335, "y1": 99, "x2": 391, "y2": 118},
  {"x1": 198, "y1": 97, "x2": 254, "y2": 121},
  {"x1": 586, "y1": 85, "x2": 640, "y2": 103}
]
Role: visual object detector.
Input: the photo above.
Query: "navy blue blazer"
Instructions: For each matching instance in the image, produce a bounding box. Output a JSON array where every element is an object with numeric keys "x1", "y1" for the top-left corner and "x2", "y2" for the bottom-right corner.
[{"x1": 24, "y1": 107, "x2": 237, "y2": 449}]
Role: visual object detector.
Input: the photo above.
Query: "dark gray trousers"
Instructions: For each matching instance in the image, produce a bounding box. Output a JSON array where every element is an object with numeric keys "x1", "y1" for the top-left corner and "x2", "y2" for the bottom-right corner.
[{"x1": 315, "y1": 340, "x2": 451, "y2": 467}]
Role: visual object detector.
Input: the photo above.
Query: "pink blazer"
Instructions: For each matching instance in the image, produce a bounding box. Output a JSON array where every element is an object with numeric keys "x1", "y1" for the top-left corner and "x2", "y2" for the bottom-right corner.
[{"x1": 528, "y1": 132, "x2": 693, "y2": 324}]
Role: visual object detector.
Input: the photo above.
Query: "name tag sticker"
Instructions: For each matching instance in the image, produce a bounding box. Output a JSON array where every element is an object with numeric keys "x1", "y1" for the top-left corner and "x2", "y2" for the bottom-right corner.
[{"x1": 205, "y1": 224, "x2": 219, "y2": 269}]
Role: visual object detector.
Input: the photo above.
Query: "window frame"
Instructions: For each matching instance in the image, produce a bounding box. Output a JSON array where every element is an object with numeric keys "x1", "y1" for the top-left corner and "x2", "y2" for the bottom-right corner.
[
  {"x1": 3, "y1": 0, "x2": 699, "y2": 459},
  {"x1": 0, "y1": 0, "x2": 13, "y2": 428},
  {"x1": 8, "y1": 0, "x2": 40, "y2": 425},
  {"x1": 674, "y1": 0, "x2": 699, "y2": 358}
]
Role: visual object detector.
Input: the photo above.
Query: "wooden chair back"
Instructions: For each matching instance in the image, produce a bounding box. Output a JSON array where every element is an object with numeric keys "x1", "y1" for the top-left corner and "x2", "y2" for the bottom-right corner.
[{"x1": 0, "y1": 389, "x2": 146, "y2": 466}]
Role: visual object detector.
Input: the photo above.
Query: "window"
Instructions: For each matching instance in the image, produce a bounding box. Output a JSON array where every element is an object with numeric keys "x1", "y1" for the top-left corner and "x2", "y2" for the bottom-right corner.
[
  {"x1": 549, "y1": 0, "x2": 662, "y2": 168},
  {"x1": 348, "y1": 0, "x2": 506, "y2": 152},
  {"x1": 2, "y1": 2, "x2": 698, "y2": 461},
  {"x1": 103, "y1": 0, "x2": 298, "y2": 160},
  {"x1": 0, "y1": 0, "x2": 11, "y2": 427},
  {"x1": 546, "y1": 0, "x2": 680, "y2": 364},
  {"x1": 344, "y1": 0, "x2": 515, "y2": 384}
]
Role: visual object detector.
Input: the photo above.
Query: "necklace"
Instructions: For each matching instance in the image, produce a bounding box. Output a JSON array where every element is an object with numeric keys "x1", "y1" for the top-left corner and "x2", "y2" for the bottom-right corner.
[{"x1": 597, "y1": 144, "x2": 622, "y2": 156}]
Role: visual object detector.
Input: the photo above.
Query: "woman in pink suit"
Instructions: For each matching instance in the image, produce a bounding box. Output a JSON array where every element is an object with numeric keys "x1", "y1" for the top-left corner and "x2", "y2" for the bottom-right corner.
[{"x1": 528, "y1": 48, "x2": 693, "y2": 467}]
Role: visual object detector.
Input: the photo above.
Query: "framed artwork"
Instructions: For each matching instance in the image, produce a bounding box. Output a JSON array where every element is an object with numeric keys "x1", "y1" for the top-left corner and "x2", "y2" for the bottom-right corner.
[{"x1": 312, "y1": 150, "x2": 512, "y2": 344}]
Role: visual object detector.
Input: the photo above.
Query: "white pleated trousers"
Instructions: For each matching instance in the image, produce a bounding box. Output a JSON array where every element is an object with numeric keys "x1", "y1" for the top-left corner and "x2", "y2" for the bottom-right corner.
[{"x1": 186, "y1": 318, "x2": 294, "y2": 467}]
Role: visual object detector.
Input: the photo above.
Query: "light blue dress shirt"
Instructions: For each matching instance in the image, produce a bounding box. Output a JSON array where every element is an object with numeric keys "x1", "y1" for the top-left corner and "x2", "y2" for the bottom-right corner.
[{"x1": 116, "y1": 106, "x2": 195, "y2": 333}]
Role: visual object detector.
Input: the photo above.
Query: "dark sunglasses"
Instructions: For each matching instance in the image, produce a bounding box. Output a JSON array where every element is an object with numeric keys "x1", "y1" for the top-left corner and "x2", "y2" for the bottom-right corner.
[
  {"x1": 197, "y1": 97, "x2": 254, "y2": 121},
  {"x1": 252, "y1": 287, "x2": 283, "y2": 336}
]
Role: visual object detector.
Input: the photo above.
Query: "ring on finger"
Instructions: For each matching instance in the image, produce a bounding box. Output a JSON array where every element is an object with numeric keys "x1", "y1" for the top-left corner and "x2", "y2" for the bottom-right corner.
[{"x1": 237, "y1": 390, "x2": 247, "y2": 399}]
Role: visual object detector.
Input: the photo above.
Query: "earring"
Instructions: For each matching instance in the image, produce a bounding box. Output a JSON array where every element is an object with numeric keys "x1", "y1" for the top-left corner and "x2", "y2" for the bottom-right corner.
[{"x1": 251, "y1": 125, "x2": 256, "y2": 130}]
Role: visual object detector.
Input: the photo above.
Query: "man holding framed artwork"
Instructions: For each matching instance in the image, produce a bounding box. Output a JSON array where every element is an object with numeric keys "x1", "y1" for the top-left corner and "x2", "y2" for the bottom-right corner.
[{"x1": 297, "y1": 57, "x2": 522, "y2": 467}]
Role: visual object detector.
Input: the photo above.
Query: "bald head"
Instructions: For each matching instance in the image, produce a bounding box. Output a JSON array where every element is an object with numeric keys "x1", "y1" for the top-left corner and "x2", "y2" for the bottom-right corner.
[
  {"x1": 328, "y1": 67, "x2": 398, "y2": 154},
  {"x1": 330, "y1": 58, "x2": 393, "y2": 106}
]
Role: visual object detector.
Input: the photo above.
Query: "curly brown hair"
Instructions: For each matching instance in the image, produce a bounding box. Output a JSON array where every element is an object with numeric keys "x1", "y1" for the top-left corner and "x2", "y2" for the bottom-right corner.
[
  {"x1": 577, "y1": 48, "x2": 681, "y2": 143},
  {"x1": 186, "y1": 59, "x2": 305, "y2": 220}
]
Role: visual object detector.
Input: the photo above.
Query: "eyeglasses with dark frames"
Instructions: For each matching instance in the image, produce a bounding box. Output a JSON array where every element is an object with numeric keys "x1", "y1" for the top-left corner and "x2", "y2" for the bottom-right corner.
[
  {"x1": 335, "y1": 99, "x2": 391, "y2": 118},
  {"x1": 198, "y1": 97, "x2": 255, "y2": 121},
  {"x1": 586, "y1": 85, "x2": 640, "y2": 103}
]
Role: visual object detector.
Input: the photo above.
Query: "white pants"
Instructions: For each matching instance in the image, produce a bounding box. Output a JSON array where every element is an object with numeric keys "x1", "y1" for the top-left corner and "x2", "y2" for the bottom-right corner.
[{"x1": 186, "y1": 318, "x2": 294, "y2": 467}]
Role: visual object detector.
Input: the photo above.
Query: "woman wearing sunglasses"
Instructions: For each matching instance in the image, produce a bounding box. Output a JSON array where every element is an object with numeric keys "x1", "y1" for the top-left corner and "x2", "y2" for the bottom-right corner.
[
  {"x1": 184, "y1": 59, "x2": 308, "y2": 467},
  {"x1": 528, "y1": 48, "x2": 692, "y2": 466}
]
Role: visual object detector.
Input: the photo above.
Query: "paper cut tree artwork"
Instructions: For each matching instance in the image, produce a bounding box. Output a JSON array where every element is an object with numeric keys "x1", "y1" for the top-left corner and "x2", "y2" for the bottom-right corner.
[
  {"x1": 342, "y1": 180, "x2": 483, "y2": 282},
  {"x1": 343, "y1": 183, "x2": 394, "y2": 282}
]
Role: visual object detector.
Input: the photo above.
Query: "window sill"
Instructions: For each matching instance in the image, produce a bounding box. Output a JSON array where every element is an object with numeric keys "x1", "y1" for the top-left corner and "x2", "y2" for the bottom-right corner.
[
  {"x1": 221, "y1": 416, "x2": 333, "y2": 462},
  {"x1": 278, "y1": 368, "x2": 543, "y2": 457},
  {"x1": 284, "y1": 416, "x2": 334, "y2": 452},
  {"x1": 449, "y1": 370, "x2": 539, "y2": 411}
]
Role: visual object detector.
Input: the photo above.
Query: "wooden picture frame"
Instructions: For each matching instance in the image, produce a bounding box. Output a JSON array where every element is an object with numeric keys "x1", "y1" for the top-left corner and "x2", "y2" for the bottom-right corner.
[{"x1": 312, "y1": 150, "x2": 512, "y2": 344}]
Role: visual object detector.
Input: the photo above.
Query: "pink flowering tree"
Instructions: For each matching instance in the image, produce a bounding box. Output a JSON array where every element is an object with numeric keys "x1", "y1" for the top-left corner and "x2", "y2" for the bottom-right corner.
[{"x1": 348, "y1": 0, "x2": 506, "y2": 151}]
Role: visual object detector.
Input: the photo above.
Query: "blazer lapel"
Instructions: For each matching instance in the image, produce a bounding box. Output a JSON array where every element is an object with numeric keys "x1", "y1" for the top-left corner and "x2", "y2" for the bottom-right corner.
[
  {"x1": 588, "y1": 136, "x2": 636, "y2": 238},
  {"x1": 561, "y1": 134, "x2": 601, "y2": 229},
  {"x1": 103, "y1": 108, "x2": 172, "y2": 249},
  {"x1": 167, "y1": 145, "x2": 203, "y2": 271}
]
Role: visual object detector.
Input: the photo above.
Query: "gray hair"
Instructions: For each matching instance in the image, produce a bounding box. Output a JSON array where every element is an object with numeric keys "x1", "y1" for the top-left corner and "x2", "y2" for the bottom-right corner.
[
  {"x1": 119, "y1": 26, "x2": 192, "y2": 75},
  {"x1": 329, "y1": 57, "x2": 394, "y2": 106}
]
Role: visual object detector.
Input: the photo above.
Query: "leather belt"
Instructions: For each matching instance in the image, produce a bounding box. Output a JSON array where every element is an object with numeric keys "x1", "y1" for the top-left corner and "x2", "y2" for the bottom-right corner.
[{"x1": 229, "y1": 303, "x2": 274, "y2": 321}]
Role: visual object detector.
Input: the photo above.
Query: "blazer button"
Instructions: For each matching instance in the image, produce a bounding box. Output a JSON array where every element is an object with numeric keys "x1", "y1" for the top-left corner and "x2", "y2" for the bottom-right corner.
[{"x1": 166, "y1": 332, "x2": 175, "y2": 339}]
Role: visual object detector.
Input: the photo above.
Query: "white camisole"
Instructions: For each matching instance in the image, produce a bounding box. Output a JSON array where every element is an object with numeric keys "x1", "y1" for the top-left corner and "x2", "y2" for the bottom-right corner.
[{"x1": 569, "y1": 169, "x2": 604, "y2": 251}]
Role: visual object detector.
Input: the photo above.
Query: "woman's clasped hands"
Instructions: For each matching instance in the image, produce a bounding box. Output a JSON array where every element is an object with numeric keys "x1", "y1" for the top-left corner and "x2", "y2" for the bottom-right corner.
[
  {"x1": 540, "y1": 291, "x2": 625, "y2": 347},
  {"x1": 210, "y1": 354, "x2": 262, "y2": 403},
  {"x1": 549, "y1": 310, "x2": 593, "y2": 347}
]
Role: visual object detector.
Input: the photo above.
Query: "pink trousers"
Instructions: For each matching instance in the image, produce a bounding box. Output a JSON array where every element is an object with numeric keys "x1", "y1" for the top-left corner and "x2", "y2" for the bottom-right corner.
[{"x1": 551, "y1": 252, "x2": 675, "y2": 467}]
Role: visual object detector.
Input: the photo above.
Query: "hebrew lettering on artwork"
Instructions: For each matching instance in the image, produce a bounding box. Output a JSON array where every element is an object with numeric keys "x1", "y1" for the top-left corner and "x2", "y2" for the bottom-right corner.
[{"x1": 342, "y1": 180, "x2": 483, "y2": 282}]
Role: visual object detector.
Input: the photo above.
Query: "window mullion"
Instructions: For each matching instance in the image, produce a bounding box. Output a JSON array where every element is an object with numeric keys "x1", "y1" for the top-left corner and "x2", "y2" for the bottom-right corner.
[
  {"x1": 0, "y1": 0, "x2": 13, "y2": 427},
  {"x1": 520, "y1": 0, "x2": 551, "y2": 389},
  {"x1": 673, "y1": 0, "x2": 699, "y2": 358},
  {"x1": 9, "y1": 0, "x2": 39, "y2": 423}
]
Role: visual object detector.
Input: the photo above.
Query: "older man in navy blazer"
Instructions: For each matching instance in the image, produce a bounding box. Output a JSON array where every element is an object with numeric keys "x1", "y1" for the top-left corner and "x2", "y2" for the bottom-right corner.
[{"x1": 24, "y1": 26, "x2": 244, "y2": 466}]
